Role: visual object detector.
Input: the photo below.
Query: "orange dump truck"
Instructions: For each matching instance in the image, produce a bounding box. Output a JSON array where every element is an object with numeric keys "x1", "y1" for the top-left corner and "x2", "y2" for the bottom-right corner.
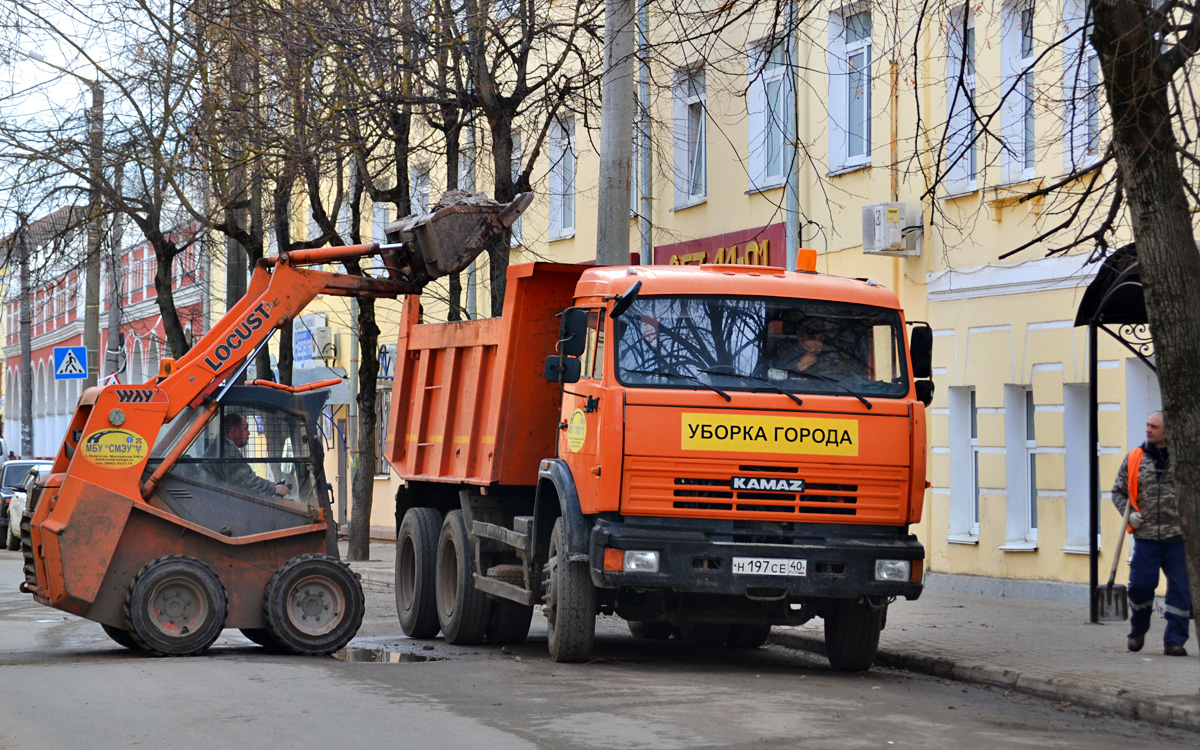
[{"x1": 387, "y1": 258, "x2": 932, "y2": 669}]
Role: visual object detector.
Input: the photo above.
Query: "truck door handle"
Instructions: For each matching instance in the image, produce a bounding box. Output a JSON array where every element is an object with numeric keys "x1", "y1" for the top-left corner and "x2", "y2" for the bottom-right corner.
[{"x1": 585, "y1": 395, "x2": 599, "y2": 413}]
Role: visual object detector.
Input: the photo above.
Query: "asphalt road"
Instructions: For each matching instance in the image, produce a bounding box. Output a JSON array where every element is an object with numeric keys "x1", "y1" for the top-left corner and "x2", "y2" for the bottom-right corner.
[{"x1": 1, "y1": 550, "x2": 1195, "y2": 749}]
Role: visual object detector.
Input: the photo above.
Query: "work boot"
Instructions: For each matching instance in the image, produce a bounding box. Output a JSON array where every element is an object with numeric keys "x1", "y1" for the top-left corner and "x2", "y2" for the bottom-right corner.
[
  {"x1": 1127, "y1": 634, "x2": 1144, "y2": 652},
  {"x1": 1164, "y1": 642, "x2": 1187, "y2": 657}
]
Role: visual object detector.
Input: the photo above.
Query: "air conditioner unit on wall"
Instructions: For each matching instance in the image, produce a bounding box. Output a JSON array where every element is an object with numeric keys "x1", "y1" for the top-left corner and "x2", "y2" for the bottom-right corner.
[{"x1": 862, "y1": 202, "x2": 921, "y2": 256}]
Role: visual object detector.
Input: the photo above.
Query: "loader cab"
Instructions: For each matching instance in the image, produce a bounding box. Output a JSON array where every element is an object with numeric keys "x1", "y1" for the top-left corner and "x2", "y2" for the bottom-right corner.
[{"x1": 141, "y1": 386, "x2": 334, "y2": 539}]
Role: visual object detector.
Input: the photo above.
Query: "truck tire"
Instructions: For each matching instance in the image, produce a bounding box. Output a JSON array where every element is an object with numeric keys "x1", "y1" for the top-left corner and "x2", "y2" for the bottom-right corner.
[
  {"x1": 124, "y1": 556, "x2": 228, "y2": 657},
  {"x1": 544, "y1": 518, "x2": 596, "y2": 662},
  {"x1": 485, "y1": 565, "x2": 534, "y2": 645},
  {"x1": 678, "y1": 622, "x2": 731, "y2": 647},
  {"x1": 726, "y1": 624, "x2": 772, "y2": 649},
  {"x1": 435, "y1": 510, "x2": 491, "y2": 644},
  {"x1": 823, "y1": 598, "x2": 883, "y2": 671},
  {"x1": 263, "y1": 554, "x2": 365, "y2": 656},
  {"x1": 627, "y1": 620, "x2": 673, "y2": 640},
  {"x1": 396, "y1": 507, "x2": 443, "y2": 639},
  {"x1": 101, "y1": 624, "x2": 140, "y2": 650}
]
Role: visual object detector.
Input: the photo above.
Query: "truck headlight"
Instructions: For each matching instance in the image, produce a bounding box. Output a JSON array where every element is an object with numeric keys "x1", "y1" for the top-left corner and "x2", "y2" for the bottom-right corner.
[
  {"x1": 624, "y1": 550, "x2": 660, "y2": 573},
  {"x1": 874, "y1": 559, "x2": 911, "y2": 582}
]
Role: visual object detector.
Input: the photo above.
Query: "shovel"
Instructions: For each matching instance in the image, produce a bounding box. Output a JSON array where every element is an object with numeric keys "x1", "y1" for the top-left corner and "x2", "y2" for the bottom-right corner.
[{"x1": 1096, "y1": 500, "x2": 1132, "y2": 621}]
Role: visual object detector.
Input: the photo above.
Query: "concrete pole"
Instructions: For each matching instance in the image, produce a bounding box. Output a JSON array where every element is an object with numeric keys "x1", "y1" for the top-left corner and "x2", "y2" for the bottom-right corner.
[
  {"x1": 595, "y1": 0, "x2": 636, "y2": 266},
  {"x1": 17, "y1": 215, "x2": 34, "y2": 459},
  {"x1": 84, "y1": 82, "x2": 103, "y2": 388},
  {"x1": 784, "y1": 0, "x2": 800, "y2": 270},
  {"x1": 637, "y1": 0, "x2": 652, "y2": 264},
  {"x1": 104, "y1": 185, "x2": 125, "y2": 382}
]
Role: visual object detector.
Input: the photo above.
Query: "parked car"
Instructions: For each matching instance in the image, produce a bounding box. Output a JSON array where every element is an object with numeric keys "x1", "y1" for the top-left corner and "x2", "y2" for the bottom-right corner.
[{"x1": 1, "y1": 460, "x2": 53, "y2": 551}]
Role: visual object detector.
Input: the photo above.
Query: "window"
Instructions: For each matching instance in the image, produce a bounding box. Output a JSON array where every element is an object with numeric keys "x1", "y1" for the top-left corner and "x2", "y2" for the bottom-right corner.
[
  {"x1": 1002, "y1": 1, "x2": 1037, "y2": 182},
  {"x1": 371, "y1": 202, "x2": 391, "y2": 278},
  {"x1": 1063, "y1": 0, "x2": 1102, "y2": 171},
  {"x1": 971, "y1": 389, "x2": 981, "y2": 535},
  {"x1": 410, "y1": 164, "x2": 431, "y2": 216},
  {"x1": 579, "y1": 310, "x2": 605, "y2": 380},
  {"x1": 946, "y1": 7, "x2": 977, "y2": 192},
  {"x1": 459, "y1": 125, "x2": 476, "y2": 192},
  {"x1": 510, "y1": 131, "x2": 523, "y2": 248},
  {"x1": 1003, "y1": 384, "x2": 1037, "y2": 549},
  {"x1": 749, "y1": 41, "x2": 790, "y2": 190},
  {"x1": 549, "y1": 115, "x2": 576, "y2": 239},
  {"x1": 828, "y1": 9, "x2": 872, "y2": 170},
  {"x1": 375, "y1": 388, "x2": 391, "y2": 476},
  {"x1": 673, "y1": 68, "x2": 706, "y2": 206},
  {"x1": 1025, "y1": 389, "x2": 1039, "y2": 540},
  {"x1": 948, "y1": 386, "x2": 979, "y2": 541}
]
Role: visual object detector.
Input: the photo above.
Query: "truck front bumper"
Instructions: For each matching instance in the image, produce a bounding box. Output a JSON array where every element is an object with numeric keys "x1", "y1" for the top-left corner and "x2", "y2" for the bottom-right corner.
[{"x1": 589, "y1": 517, "x2": 923, "y2": 601}]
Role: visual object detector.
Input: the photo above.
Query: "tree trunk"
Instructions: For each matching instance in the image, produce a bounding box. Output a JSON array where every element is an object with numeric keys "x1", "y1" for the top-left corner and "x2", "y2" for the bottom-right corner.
[
  {"x1": 152, "y1": 242, "x2": 191, "y2": 359},
  {"x1": 1093, "y1": 1, "x2": 1200, "y2": 626},
  {"x1": 347, "y1": 298, "x2": 380, "y2": 561}
]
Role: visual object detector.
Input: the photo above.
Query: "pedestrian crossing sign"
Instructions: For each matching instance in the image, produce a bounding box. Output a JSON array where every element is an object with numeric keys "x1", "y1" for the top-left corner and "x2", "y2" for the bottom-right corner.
[{"x1": 54, "y1": 346, "x2": 88, "y2": 380}]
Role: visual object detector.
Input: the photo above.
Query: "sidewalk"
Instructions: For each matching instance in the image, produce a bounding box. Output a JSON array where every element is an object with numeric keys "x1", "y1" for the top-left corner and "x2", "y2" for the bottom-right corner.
[{"x1": 344, "y1": 542, "x2": 1199, "y2": 731}]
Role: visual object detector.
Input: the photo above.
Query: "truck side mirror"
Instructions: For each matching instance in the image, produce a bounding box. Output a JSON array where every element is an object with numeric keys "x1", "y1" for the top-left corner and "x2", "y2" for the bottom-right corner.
[
  {"x1": 909, "y1": 325, "x2": 933, "y2": 379},
  {"x1": 915, "y1": 379, "x2": 935, "y2": 406},
  {"x1": 610, "y1": 280, "x2": 642, "y2": 319},
  {"x1": 559, "y1": 308, "x2": 588, "y2": 357},
  {"x1": 544, "y1": 356, "x2": 581, "y2": 384}
]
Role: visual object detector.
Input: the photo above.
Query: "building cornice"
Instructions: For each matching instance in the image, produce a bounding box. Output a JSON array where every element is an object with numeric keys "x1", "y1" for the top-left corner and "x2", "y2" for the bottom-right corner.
[{"x1": 926, "y1": 254, "x2": 1097, "y2": 303}]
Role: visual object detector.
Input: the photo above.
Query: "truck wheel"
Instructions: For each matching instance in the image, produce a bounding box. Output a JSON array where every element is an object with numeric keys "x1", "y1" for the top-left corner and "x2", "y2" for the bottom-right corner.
[
  {"x1": 485, "y1": 565, "x2": 534, "y2": 645},
  {"x1": 678, "y1": 623, "x2": 731, "y2": 647},
  {"x1": 263, "y1": 554, "x2": 364, "y2": 656},
  {"x1": 435, "y1": 510, "x2": 491, "y2": 644},
  {"x1": 396, "y1": 507, "x2": 443, "y2": 639},
  {"x1": 543, "y1": 518, "x2": 596, "y2": 662},
  {"x1": 124, "y1": 556, "x2": 228, "y2": 657},
  {"x1": 823, "y1": 598, "x2": 883, "y2": 671},
  {"x1": 726, "y1": 624, "x2": 772, "y2": 649},
  {"x1": 627, "y1": 620, "x2": 673, "y2": 640},
  {"x1": 239, "y1": 628, "x2": 284, "y2": 650},
  {"x1": 101, "y1": 624, "x2": 140, "y2": 650}
]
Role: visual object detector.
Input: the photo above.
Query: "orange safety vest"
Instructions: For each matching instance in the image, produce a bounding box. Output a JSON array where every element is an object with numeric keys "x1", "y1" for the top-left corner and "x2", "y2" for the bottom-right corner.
[{"x1": 1125, "y1": 446, "x2": 1144, "y2": 534}]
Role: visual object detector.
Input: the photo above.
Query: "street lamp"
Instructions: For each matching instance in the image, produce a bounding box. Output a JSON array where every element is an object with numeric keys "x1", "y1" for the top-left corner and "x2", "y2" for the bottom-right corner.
[{"x1": 23, "y1": 50, "x2": 104, "y2": 390}]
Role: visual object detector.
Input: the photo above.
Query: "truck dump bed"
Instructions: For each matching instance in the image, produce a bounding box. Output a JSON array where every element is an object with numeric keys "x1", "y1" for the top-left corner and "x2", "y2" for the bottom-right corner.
[{"x1": 386, "y1": 262, "x2": 585, "y2": 486}]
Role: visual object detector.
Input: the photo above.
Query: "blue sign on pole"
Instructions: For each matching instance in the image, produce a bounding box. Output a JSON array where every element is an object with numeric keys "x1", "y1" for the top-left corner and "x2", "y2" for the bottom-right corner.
[{"x1": 53, "y1": 346, "x2": 88, "y2": 380}]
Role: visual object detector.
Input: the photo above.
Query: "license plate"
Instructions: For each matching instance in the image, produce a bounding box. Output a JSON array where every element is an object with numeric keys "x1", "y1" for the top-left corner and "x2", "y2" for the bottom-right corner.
[{"x1": 731, "y1": 557, "x2": 807, "y2": 576}]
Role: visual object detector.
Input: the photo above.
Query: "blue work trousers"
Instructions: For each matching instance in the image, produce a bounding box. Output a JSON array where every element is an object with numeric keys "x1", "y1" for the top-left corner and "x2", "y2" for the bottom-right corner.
[{"x1": 1128, "y1": 537, "x2": 1192, "y2": 646}]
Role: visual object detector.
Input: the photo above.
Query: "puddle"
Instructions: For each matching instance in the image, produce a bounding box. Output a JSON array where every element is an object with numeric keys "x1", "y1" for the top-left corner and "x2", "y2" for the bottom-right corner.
[{"x1": 334, "y1": 645, "x2": 445, "y2": 663}]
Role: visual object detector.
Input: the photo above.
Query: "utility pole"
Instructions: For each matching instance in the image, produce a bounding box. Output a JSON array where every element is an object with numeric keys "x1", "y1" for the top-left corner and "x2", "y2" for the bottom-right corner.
[
  {"x1": 17, "y1": 214, "x2": 33, "y2": 458},
  {"x1": 84, "y1": 80, "x2": 104, "y2": 388},
  {"x1": 595, "y1": 0, "x2": 636, "y2": 266},
  {"x1": 637, "y1": 0, "x2": 652, "y2": 264},
  {"x1": 784, "y1": 1, "x2": 800, "y2": 270},
  {"x1": 103, "y1": 176, "x2": 125, "y2": 383}
]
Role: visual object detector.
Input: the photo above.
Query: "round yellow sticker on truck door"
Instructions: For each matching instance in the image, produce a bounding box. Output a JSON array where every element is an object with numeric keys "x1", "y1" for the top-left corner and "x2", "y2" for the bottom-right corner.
[
  {"x1": 81, "y1": 429, "x2": 150, "y2": 468},
  {"x1": 567, "y1": 409, "x2": 588, "y2": 452}
]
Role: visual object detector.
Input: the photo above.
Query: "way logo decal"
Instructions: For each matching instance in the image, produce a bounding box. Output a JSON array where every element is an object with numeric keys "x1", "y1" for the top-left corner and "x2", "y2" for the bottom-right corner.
[
  {"x1": 566, "y1": 409, "x2": 588, "y2": 452},
  {"x1": 81, "y1": 429, "x2": 150, "y2": 468},
  {"x1": 681, "y1": 413, "x2": 859, "y2": 456},
  {"x1": 115, "y1": 389, "x2": 156, "y2": 404}
]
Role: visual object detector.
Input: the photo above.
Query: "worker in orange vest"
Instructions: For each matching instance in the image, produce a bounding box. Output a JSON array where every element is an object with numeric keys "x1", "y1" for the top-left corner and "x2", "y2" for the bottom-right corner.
[{"x1": 1111, "y1": 411, "x2": 1191, "y2": 656}]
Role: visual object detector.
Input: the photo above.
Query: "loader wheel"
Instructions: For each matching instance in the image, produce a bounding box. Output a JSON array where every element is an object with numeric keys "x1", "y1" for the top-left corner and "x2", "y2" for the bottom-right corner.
[
  {"x1": 435, "y1": 510, "x2": 491, "y2": 644},
  {"x1": 264, "y1": 554, "x2": 365, "y2": 656},
  {"x1": 627, "y1": 620, "x2": 673, "y2": 640},
  {"x1": 823, "y1": 598, "x2": 883, "y2": 671},
  {"x1": 239, "y1": 628, "x2": 284, "y2": 651},
  {"x1": 125, "y1": 556, "x2": 227, "y2": 657},
  {"x1": 396, "y1": 507, "x2": 443, "y2": 639},
  {"x1": 678, "y1": 622, "x2": 731, "y2": 647},
  {"x1": 726, "y1": 624, "x2": 772, "y2": 649},
  {"x1": 543, "y1": 518, "x2": 596, "y2": 662},
  {"x1": 101, "y1": 624, "x2": 140, "y2": 651},
  {"x1": 485, "y1": 565, "x2": 534, "y2": 645}
]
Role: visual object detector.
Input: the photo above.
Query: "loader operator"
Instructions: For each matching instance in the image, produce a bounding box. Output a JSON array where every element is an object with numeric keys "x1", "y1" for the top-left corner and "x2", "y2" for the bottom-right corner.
[{"x1": 213, "y1": 413, "x2": 289, "y2": 497}]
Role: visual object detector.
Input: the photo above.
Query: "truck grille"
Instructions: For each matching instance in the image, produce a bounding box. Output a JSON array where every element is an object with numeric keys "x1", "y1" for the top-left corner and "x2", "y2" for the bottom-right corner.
[{"x1": 624, "y1": 458, "x2": 907, "y2": 524}]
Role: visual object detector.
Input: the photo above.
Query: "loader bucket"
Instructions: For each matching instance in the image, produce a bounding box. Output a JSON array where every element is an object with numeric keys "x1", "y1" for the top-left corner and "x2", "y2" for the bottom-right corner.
[{"x1": 386, "y1": 192, "x2": 533, "y2": 282}]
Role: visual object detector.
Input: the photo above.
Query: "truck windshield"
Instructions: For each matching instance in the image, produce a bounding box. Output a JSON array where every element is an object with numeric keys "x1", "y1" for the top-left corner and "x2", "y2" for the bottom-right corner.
[{"x1": 614, "y1": 296, "x2": 909, "y2": 398}]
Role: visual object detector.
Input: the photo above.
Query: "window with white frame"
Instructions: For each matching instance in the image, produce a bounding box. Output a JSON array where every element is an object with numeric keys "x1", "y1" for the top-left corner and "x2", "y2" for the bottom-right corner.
[
  {"x1": 827, "y1": 9, "x2": 872, "y2": 171},
  {"x1": 971, "y1": 388, "x2": 981, "y2": 535},
  {"x1": 1025, "y1": 389, "x2": 1039, "y2": 540},
  {"x1": 946, "y1": 6, "x2": 977, "y2": 193},
  {"x1": 549, "y1": 115, "x2": 576, "y2": 239},
  {"x1": 1002, "y1": 1, "x2": 1037, "y2": 182},
  {"x1": 748, "y1": 41, "x2": 790, "y2": 191},
  {"x1": 459, "y1": 125, "x2": 476, "y2": 192},
  {"x1": 1003, "y1": 384, "x2": 1037, "y2": 548},
  {"x1": 371, "y1": 202, "x2": 391, "y2": 278},
  {"x1": 410, "y1": 165, "x2": 431, "y2": 216},
  {"x1": 1063, "y1": 0, "x2": 1102, "y2": 171},
  {"x1": 948, "y1": 386, "x2": 980, "y2": 541},
  {"x1": 673, "y1": 68, "x2": 707, "y2": 206},
  {"x1": 510, "y1": 130, "x2": 523, "y2": 248},
  {"x1": 375, "y1": 387, "x2": 391, "y2": 476}
]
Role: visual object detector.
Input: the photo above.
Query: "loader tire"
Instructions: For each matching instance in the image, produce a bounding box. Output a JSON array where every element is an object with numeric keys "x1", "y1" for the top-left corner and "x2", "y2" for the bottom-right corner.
[
  {"x1": 101, "y1": 624, "x2": 140, "y2": 650},
  {"x1": 485, "y1": 565, "x2": 534, "y2": 645},
  {"x1": 726, "y1": 624, "x2": 772, "y2": 649},
  {"x1": 396, "y1": 507, "x2": 443, "y2": 639},
  {"x1": 823, "y1": 598, "x2": 883, "y2": 671},
  {"x1": 264, "y1": 554, "x2": 365, "y2": 656},
  {"x1": 543, "y1": 518, "x2": 596, "y2": 662},
  {"x1": 435, "y1": 510, "x2": 491, "y2": 645},
  {"x1": 125, "y1": 556, "x2": 227, "y2": 657},
  {"x1": 627, "y1": 620, "x2": 673, "y2": 640}
]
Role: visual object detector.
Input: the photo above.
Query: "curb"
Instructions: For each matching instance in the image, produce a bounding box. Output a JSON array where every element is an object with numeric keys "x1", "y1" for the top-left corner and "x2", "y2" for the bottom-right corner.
[
  {"x1": 352, "y1": 566, "x2": 395, "y2": 590},
  {"x1": 769, "y1": 630, "x2": 1200, "y2": 732}
]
